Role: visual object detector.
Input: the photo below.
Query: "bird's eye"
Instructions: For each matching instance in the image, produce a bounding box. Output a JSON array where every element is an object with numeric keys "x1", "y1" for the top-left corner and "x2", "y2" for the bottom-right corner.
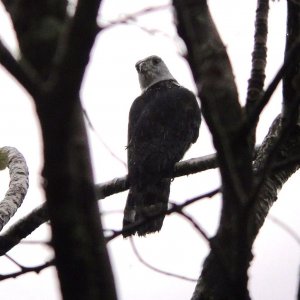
[{"x1": 152, "y1": 57, "x2": 161, "y2": 65}]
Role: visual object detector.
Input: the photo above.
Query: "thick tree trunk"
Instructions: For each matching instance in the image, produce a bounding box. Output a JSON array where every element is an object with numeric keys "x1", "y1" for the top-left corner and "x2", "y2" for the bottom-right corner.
[
  {"x1": 173, "y1": 1, "x2": 300, "y2": 299},
  {"x1": 1, "y1": 0, "x2": 117, "y2": 299}
]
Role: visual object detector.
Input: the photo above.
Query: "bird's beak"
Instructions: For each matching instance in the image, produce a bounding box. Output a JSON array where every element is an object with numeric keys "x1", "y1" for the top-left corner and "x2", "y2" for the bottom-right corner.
[{"x1": 135, "y1": 60, "x2": 145, "y2": 73}]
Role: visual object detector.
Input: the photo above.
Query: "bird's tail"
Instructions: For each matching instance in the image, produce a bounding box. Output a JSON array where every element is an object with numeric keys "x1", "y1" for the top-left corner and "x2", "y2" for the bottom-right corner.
[{"x1": 122, "y1": 179, "x2": 171, "y2": 237}]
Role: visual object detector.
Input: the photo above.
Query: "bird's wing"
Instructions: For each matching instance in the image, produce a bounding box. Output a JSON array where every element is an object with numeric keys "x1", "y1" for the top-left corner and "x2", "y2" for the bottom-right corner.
[{"x1": 128, "y1": 85, "x2": 201, "y2": 184}]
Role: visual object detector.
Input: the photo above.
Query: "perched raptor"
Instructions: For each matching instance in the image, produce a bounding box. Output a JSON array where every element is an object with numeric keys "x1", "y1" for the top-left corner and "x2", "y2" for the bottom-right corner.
[{"x1": 122, "y1": 55, "x2": 201, "y2": 237}]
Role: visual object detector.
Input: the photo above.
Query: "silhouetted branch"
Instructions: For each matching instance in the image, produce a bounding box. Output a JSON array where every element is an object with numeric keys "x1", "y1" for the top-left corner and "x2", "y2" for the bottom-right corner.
[
  {"x1": 249, "y1": 116, "x2": 300, "y2": 240},
  {"x1": 107, "y1": 188, "x2": 219, "y2": 242},
  {"x1": 241, "y1": 40, "x2": 300, "y2": 138},
  {"x1": 249, "y1": 109, "x2": 299, "y2": 212},
  {"x1": 272, "y1": 153, "x2": 300, "y2": 170},
  {"x1": 98, "y1": 4, "x2": 170, "y2": 30},
  {"x1": 174, "y1": 209, "x2": 210, "y2": 241},
  {"x1": 0, "y1": 40, "x2": 41, "y2": 98},
  {"x1": 0, "y1": 153, "x2": 218, "y2": 256},
  {"x1": 0, "y1": 204, "x2": 48, "y2": 256},
  {"x1": 45, "y1": 1, "x2": 102, "y2": 105},
  {"x1": 129, "y1": 237, "x2": 197, "y2": 282},
  {"x1": 268, "y1": 215, "x2": 300, "y2": 246},
  {"x1": 246, "y1": 0, "x2": 269, "y2": 111},
  {"x1": 173, "y1": 1, "x2": 254, "y2": 298},
  {"x1": 0, "y1": 259, "x2": 54, "y2": 281},
  {"x1": 95, "y1": 153, "x2": 218, "y2": 199},
  {"x1": 83, "y1": 108, "x2": 127, "y2": 169},
  {"x1": 245, "y1": 0, "x2": 269, "y2": 148}
]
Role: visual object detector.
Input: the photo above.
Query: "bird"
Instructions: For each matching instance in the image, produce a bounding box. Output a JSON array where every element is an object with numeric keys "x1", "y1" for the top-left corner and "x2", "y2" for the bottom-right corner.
[{"x1": 122, "y1": 55, "x2": 201, "y2": 237}]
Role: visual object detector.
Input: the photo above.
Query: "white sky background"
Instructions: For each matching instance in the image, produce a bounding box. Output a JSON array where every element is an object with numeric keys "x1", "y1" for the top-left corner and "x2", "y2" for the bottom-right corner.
[{"x1": 0, "y1": 0, "x2": 299, "y2": 299}]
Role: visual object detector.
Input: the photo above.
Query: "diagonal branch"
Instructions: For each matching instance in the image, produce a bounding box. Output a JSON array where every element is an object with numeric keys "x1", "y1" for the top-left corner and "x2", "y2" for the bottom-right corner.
[
  {"x1": 173, "y1": 0, "x2": 253, "y2": 205},
  {"x1": 248, "y1": 115, "x2": 300, "y2": 240},
  {"x1": 173, "y1": 1, "x2": 254, "y2": 299},
  {"x1": 268, "y1": 215, "x2": 300, "y2": 246},
  {"x1": 0, "y1": 259, "x2": 54, "y2": 281},
  {"x1": 0, "y1": 204, "x2": 48, "y2": 256},
  {"x1": 0, "y1": 153, "x2": 219, "y2": 256},
  {"x1": 129, "y1": 237, "x2": 197, "y2": 282},
  {"x1": 0, "y1": 40, "x2": 42, "y2": 98},
  {"x1": 107, "y1": 188, "x2": 219, "y2": 242},
  {"x1": 46, "y1": 0, "x2": 102, "y2": 103},
  {"x1": 98, "y1": 4, "x2": 170, "y2": 30}
]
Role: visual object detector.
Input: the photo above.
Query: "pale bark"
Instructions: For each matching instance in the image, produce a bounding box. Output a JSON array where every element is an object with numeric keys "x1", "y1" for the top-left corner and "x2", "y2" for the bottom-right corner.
[{"x1": 0, "y1": 147, "x2": 29, "y2": 232}]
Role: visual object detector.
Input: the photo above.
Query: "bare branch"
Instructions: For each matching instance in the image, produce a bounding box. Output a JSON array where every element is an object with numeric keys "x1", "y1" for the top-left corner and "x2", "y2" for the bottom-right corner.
[
  {"x1": 268, "y1": 215, "x2": 300, "y2": 246},
  {"x1": 248, "y1": 116, "x2": 300, "y2": 240},
  {"x1": 107, "y1": 188, "x2": 219, "y2": 242},
  {"x1": 245, "y1": 0, "x2": 269, "y2": 148},
  {"x1": 129, "y1": 237, "x2": 197, "y2": 282},
  {"x1": 173, "y1": 208, "x2": 210, "y2": 242},
  {"x1": 83, "y1": 109, "x2": 127, "y2": 169},
  {"x1": 241, "y1": 40, "x2": 300, "y2": 138},
  {"x1": 0, "y1": 259, "x2": 54, "y2": 281},
  {"x1": 0, "y1": 204, "x2": 48, "y2": 256},
  {"x1": 0, "y1": 40, "x2": 42, "y2": 98},
  {"x1": 98, "y1": 4, "x2": 170, "y2": 30},
  {"x1": 246, "y1": 0, "x2": 269, "y2": 111},
  {"x1": 95, "y1": 153, "x2": 218, "y2": 199},
  {"x1": 173, "y1": 0, "x2": 253, "y2": 206},
  {"x1": 0, "y1": 147, "x2": 29, "y2": 232},
  {"x1": 45, "y1": 0, "x2": 103, "y2": 103},
  {"x1": 0, "y1": 153, "x2": 219, "y2": 256}
]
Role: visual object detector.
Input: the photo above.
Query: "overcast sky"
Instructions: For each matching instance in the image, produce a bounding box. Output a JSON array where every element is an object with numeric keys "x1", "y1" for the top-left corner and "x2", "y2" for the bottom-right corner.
[{"x1": 0, "y1": 1, "x2": 299, "y2": 300}]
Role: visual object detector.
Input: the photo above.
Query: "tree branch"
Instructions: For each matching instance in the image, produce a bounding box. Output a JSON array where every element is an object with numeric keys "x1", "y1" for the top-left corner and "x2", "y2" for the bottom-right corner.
[
  {"x1": 248, "y1": 116, "x2": 300, "y2": 240},
  {"x1": 0, "y1": 259, "x2": 54, "y2": 281},
  {"x1": 173, "y1": 1, "x2": 254, "y2": 298},
  {"x1": 0, "y1": 153, "x2": 218, "y2": 256},
  {"x1": 246, "y1": 0, "x2": 269, "y2": 112},
  {"x1": 0, "y1": 40, "x2": 42, "y2": 98},
  {"x1": 268, "y1": 215, "x2": 300, "y2": 246},
  {"x1": 0, "y1": 204, "x2": 48, "y2": 256},
  {"x1": 173, "y1": 0, "x2": 253, "y2": 205},
  {"x1": 45, "y1": 0, "x2": 102, "y2": 103},
  {"x1": 0, "y1": 147, "x2": 29, "y2": 232},
  {"x1": 107, "y1": 188, "x2": 220, "y2": 242},
  {"x1": 129, "y1": 237, "x2": 197, "y2": 282},
  {"x1": 245, "y1": 0, "x2": 269, "y2": 148},
  {"x1": 241, "y1": 39, "x2": 300, "y2": 138},
  {"x1": 98, "y1": 4, "x2": 170, "y2": 30}
]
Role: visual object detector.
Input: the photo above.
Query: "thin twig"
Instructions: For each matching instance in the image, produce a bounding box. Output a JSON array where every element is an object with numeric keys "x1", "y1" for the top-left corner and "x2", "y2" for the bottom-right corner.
[
  {"x1": 268, "y1": 215, "x2": 300, "y2": 246},
  {"x1": 173, "y1": 209, "x2": 234, "y2": 297},
  {"x1": 0, "y1": 260, "x2": 54, "y2": 281},
  {"x1": 106, "y1": 188, "x2": 220, "y2": 242},
  {"x1": 98, "y1": 4, "x2": 170, "y2": 30},
  {"x1": 173, "y1": 208, "x2": 210, "y2": 242},
  {"x1": 83, "y1": 109, "x2": 127, "y2": 169},
  {"x1": 129, "y1": 237, "x2": 197, "y2": 282},
  {"x1": 5, "y1": 254, "x2": 25, "y2": 269}
]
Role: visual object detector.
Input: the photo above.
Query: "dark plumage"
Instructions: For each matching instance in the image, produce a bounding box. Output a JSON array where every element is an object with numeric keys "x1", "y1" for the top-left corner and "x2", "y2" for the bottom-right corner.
[{"x1": 122, "y1": 55, "x2": 201, "y2": 237}]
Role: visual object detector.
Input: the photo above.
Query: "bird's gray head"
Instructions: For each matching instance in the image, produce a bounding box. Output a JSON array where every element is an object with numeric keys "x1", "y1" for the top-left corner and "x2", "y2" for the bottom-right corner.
[{"x1": 135, "y1": 55, "x2": 177, "y2": 92}]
